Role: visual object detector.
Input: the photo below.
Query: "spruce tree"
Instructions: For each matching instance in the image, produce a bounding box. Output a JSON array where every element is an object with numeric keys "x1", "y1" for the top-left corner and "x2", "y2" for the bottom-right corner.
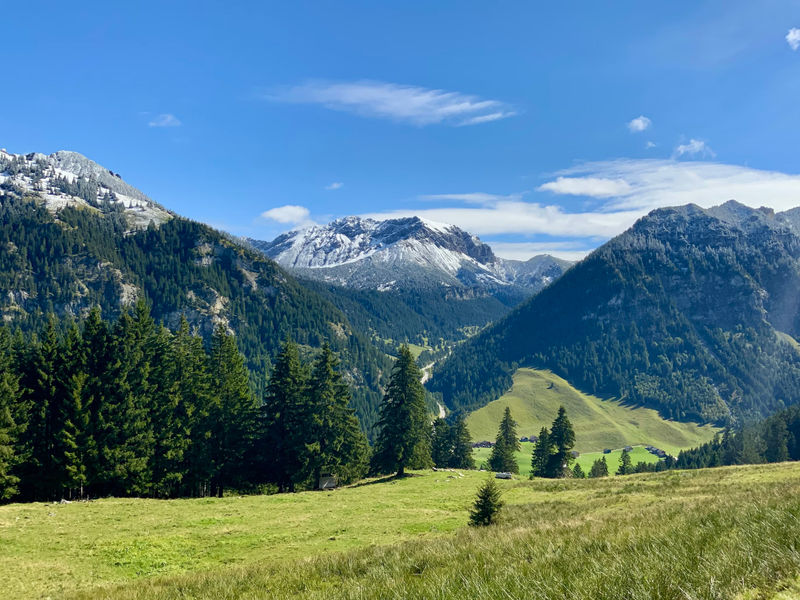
[
  {"x1": 372, "y1": 345, "x2": 431, "y2": 476},
  {"x1": 572, "y1": 462, "x2": 585, "y2": 479},
  {"x1": 0, "y1": 328, "x2": 21, "y2": 500},
  {"x1": 488, "y1": 407, "x2": 520, "y2": 473},
  {"x1": 764, "y1": 418, "x2": 790, "y2": 463},
  {"x1": 307, "y1": 344, "x2": 369, "y2": 485},
  {"x1": 208, "y1": 324, "x2": 258, "y2": 496},
  {"x1": 548, "y1": 406, "x2": 575, "y2": 477},
  {"x1": 469, "y1": 477, "x2": 503, "y2": 526},
  {"x1": 530, "y1": 427, "x2": 552, "y2": 478},
  {"x1": 263, "y1": 340, "x2": 310, "y2": 492},
  {"x1": 589, "y1": 456, "x2": 609, "y2": 478},
  {"x1": 616, "y1": 448, "x2": 633, "y2": 475},
  {"x1": 431, "y1": 418, "x2": 452, "y2": 468},
  {"x1": 449, "y1": 415, "x2": 475, "y2": 469}
]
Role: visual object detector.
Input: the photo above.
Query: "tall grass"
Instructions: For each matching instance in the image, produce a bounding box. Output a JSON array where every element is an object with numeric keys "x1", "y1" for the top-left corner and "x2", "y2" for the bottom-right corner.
[{"x1": 76, "y1": 466, "x2": 800, "y2": 600}]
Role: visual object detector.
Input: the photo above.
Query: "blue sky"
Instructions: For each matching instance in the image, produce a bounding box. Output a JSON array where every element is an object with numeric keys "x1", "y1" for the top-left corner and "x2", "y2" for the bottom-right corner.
[{"x1": 3, "y1": 1, "x2": 800, "y2": 259}]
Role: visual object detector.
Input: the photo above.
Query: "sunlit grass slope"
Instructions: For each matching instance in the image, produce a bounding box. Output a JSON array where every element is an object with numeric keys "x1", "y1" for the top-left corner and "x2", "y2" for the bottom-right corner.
[
  {"x1": 4, "y1": 464, "x2": 800, "y2": 599},
  {"x1": 466, "y1": 368, "x2": 718, "y2": 454},
  {"x1": 0, "y1": 463, "x2": 800, "y2": 600},
  {"x1": 473, "y1": 443, "x2": 660, "y2": 477}
]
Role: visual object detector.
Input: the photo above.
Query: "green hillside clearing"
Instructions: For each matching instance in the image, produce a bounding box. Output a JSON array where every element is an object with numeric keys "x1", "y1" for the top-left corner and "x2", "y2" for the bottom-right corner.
[
  {"x1": 3, "y1": 464, "x2": 800, "y2": 599},
  {"x1": 466, "y1": 368, "x2": 718, "y2": 454},
  {"x1": 473, "y1": 443, "x2": 660, "y2": 477}
]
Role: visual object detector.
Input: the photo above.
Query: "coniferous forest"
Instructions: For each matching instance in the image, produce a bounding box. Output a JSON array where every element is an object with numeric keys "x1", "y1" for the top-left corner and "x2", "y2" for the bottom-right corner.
[{"x1": 0, "y1": 303, "x2": 379, "y2": 501}]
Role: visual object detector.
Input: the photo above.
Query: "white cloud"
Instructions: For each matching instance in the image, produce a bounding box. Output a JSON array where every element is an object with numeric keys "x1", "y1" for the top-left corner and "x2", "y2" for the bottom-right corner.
[
  {"x1": 787, "y1": 28, "x2": 800, "y2": 51},
  {"x1": 148, "y1": 114, "x2": 182, "y2": 128},
  {"x1": 266, "y1": 80, "x2": 516, "y2": 126},
  {"x1": 674, "y1": 139, "x2": 715, "y2": 158},
  {"x1": 325, "y1": 182, "x2": 343, "y2": 190},
  {"x1": 488, "y1": 241, "x2": 592, "y2": 262},
  {"x1": 363, "y1": 201, "x2": 643, "y2": 238},
  {"x1": 260, "y1": 204, "x2": 314, "y2": 225},
  {"x1": 361, "y1": 159, "x2": 800, "y2": 258},
  {"x1": 646, "y1": 141, "x2": 657, "y2": 149},
  {"x1": 537, "y1": 177, "x2": 631, "y2": 198},
  {"x1": 540, "y1": 159, "x2": 800, "y2": 213},
  {"x1": 627, "y1": 116, "x2": 652, "y2": 133},
  {"x1": 420, "y1": 192, "x2": 523, "y2": 204}
]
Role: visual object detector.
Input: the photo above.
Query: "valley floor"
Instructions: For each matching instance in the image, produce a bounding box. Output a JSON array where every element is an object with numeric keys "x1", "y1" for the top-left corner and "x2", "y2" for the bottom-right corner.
[{"x1": 3, "y1": 463, "x2": 800, "y2": 599}]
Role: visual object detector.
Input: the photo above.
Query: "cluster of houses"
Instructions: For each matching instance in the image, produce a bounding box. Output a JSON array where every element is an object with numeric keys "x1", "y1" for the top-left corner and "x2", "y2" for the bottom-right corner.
[
  {"x1": 472, "y1": 435, "x2": 540, "y2": 449},
  {"x1": 645, "y1": 445, "x2": 668, "y2": 458}
]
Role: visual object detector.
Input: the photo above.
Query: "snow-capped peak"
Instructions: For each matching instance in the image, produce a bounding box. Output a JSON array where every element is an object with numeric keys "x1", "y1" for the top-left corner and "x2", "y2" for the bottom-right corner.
[
  {"x1": 247, "y1": 216, "x2": 572, "y2": 293},
  {"x1": 0, "y1": 148, "x2": 171, "y2": 228}
]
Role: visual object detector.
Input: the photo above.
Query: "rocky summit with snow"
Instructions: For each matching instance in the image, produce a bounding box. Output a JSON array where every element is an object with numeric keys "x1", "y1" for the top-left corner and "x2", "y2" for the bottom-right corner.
[
  {"x1": 0, "y1": 148, "x2": 171, "y2": 228},
  {"x1": 248, "y1": 216, "x2": 572, "y2": 294}
]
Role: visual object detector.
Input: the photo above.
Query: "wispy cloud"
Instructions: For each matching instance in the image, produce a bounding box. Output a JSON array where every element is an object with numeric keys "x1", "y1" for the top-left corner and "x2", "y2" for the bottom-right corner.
[
  {"x1": 674, "y1": 139, "x2": 715, "y2": 158},
  {"x1": 627, "y1": 115, "x2": 652, "y2": 133},
  {"x1": 646, "y1": 141, "x2": 657, "y2": 149},
  {"x1": 537, "y1": 177, "x2": 631, "y2": 198},
  {"x1": 488, "y1": 241, "x2": 593, "y2": 262},
  {"x1": 788, "y1": 28, "x2": 800, "y2": 51},
  {"x1": 539, "y1": 159, "x2": 800, "y2": 212},
  {"x1": 325, "y1": 182, "x2": 343, "y2": 191},
  {"x1": 265, "y1": 80, "x2": 516, "y2": 127},
  {"x1": 420, "y1": 192, "x2": 523, "y2": 204},
  {"x1": 260, "y1": 204, "x2": 315, "y2": 226},
  {"x1": 148, "y1": 113, "x2": 182, "y2": 128},
  {"x1": 362, "y1": 160, "x2": 800, "y2": 253}
]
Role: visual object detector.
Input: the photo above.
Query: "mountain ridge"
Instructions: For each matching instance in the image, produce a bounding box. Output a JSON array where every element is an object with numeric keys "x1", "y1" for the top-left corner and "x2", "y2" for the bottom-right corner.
[
  {"x1": 429, "y1": 200, "x2": 800, "y2": 426},
  {"x1": 248, "y1": 216, "x2": 571, "y2": 294}
]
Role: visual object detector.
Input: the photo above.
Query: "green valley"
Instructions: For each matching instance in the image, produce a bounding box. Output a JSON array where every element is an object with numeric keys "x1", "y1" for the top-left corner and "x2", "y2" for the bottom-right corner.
[{"x1": 466, "y1": 368, "x2": 718, "y2": 454}]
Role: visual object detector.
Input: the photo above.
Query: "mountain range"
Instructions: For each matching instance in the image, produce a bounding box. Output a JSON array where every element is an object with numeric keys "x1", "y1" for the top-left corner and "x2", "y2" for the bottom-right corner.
[
  {"x1": 430, "y1": 200, "x2": 800, "y2": 426},
  {"x1": 5, "y1": 146, "x2": 800, "y2": 432},
  {"x1": 0, "y1": 148, "x2": 391, "y2": 429},
  {"x1": 249, "y1": 216, "x2": 570, "y2": 295}
]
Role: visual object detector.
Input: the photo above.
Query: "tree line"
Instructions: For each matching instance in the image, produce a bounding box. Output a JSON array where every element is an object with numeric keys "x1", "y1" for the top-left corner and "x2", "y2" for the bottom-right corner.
[
  {"x1": 0, "y1": 308, "x2": 479, "y2": 503},
  {"x1": 0, "y1": 303, "x2": 376, "y2": 501}
]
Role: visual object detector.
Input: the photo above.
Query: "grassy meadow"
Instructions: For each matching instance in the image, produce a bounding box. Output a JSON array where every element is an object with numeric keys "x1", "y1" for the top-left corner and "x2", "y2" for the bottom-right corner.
[
  {"x1": 3, "y1": 463, "x2": 800, "y2": 599},
  {"x1": 473, "y1": 443, "x2": 661, "y2": 477},
  {"x1": 467, "y1": 368, "x2": 718, "y2": 454}
]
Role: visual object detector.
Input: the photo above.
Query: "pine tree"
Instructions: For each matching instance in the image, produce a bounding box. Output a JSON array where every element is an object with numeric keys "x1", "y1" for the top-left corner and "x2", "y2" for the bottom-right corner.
[
  {"x1": 0, "y1": 328, "x2": 21, "y2": 500},
  {"x1": 589, "y1": 456, "x2": 609, "y2": 478},
  {"x1": 79, "y1": 307, "x2": 109, "y2": 494},
  {"x1": 431, "y1": 418, "x2": 452, "y2": 468},
  {"x1": 488, "y1": 407, "x2": 520, "y2": 473},
  {"x1": 263, "y1": 340, "x2": 310, "y2": 492},
  {"x1": 307, "y1": 344, "x2": 369, "y2": 486},
  {"x1": 572, "y1": 462, "x2": 585, "y2": 479},
  {"x1": 99, "y1": 304, "x2": 156, "y2": 496},
  {"x1": 530, "y1": 427, "x2": 552, "y2": 478},
  {"x1": 372, "y1": 345, "x2": 431, "y2": 476},
  {"x1": 20, "y1": 317, "x2": 60, "y2": 499},
  {"x1": 764, "y1": 418, "x2": 790, "y2": 463},
  {"x1": 449, "y1": 415, "x2": 475, "y2": 469},
  {"x1": 208, "y1": 324, "x2": 259, "y2": 496},
  {"x1": 616, "y1": 448, "x2": 633, "y2": 475},
  {"x1": 548, "y1": 406, "x2": 575, "y2": 477},
  {"x1": 469, "y1": 477, "x2": 503, "y2": 526}
]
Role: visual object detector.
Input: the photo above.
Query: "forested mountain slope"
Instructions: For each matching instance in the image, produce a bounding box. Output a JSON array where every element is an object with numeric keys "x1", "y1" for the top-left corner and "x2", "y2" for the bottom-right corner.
[
  {"x1": 0, "y1": 150, "x2": 391, "y2": 428},
  {"x1": 430, "y1": 201, "x2": 800, "y2": 426}
]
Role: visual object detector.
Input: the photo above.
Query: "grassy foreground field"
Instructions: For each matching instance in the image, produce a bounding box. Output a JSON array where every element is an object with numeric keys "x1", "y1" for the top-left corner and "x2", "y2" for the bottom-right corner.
[
  {"x1": 467, "y1": 368, "x2": 718, "y2": 454},
  {"x1": 4, "y1": 464, "x2": 800, "y2": 599}
]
